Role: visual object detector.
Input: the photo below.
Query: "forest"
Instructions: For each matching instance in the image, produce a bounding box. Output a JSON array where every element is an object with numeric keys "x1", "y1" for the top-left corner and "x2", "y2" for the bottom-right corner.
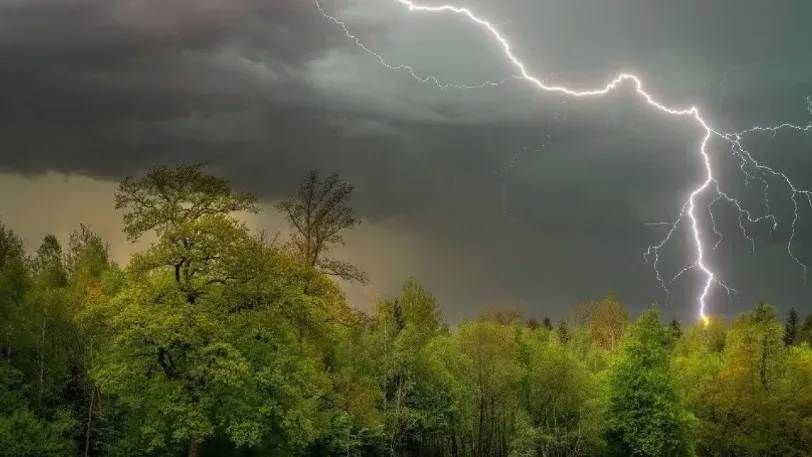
[{"x1": 1, "y1": 163, "x2": 811, "y2": 457}]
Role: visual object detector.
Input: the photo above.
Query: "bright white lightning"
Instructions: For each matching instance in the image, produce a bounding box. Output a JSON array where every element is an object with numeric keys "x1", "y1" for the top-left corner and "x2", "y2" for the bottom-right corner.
[{"x1": 314, "y1": 0, "x2": 812, "y2": 322}]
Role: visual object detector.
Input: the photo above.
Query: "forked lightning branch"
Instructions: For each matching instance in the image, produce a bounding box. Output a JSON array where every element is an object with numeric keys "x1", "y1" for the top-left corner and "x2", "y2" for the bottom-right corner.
[{"x1": 314, "y1": 0, "x2": 812, "y2": 323}]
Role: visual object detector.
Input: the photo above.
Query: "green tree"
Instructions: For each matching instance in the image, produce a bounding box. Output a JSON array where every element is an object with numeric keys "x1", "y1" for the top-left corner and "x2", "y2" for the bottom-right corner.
[
  {"x1": 366, "y1": 280, "x2": 451, "y2": 455},
  {"x1": 478, "y1": 307, "x2": 524, "y2": 325},
  {"x1": 12, "y1": 161, "x2": 812, "y2": 456},
  {"x1": 0, "y1": 366, "x2": 76, "y2": 457},
  {"x1": 115, "y1": 162, "x2": 259, "y2": 301},
  {"x1": 28, "y1": 235, "x2": 75, "y2": 410},
  {"x1": 604, "y1": 306, "x2": 696, "y2": 457},
  {"x1": 567, "y1": 292, "x2": 628, "y2": 351},
  {"x1": 62, "y1": 224, "x2": 114, "y2": 457},
  {"x1": 517, "y1": 327, "x2": 603, "y2": 456},
  {"x1": 95, "y1": 164, "x2": 335, "y2": 456},
  {"x1": 799, "y1": 314, "x2": 812, "y2": 347},
  {"x1": 785, "y1": 307, "x2": 799, "y2": 346},
  {"x1": 774, "y1": 345, "x2": 812, "y2": 454},
  {"x1": 695, "y1": 303, "x2": 786, "y2": 456},
  {"x1": 276, "y1": 169, "x2": 368, "y2": 283},
  {"x1": 671, "y1": 320, "x2": 724, "y2": 455},
  {"x1": 0, "y1": 227, "x2": 79, "y2": 456},
  {"x1": 0, "y1": 224, "x2": 24, "y2": 271},
  {"x1": 0, "y1": 223, "x2": 27, "y2": 363},
  {"x1": 456, "y1": 320, "x2": 522, "y2": 457},
  {"x1": 556, "y1": 320, "x2": 570, "y2": 344},
  {"x1": 590, "y1": 291, "x2": 628, "y2": 351},
  {"x1": 64, "y1": 224, "x2": 111, "y2": 283},
  {"x1": 568, "y1": 301, "x2": 595, "y2": 329},
  {"x1": 398, "y1": 279, "x2": 445, "y2": 341},
  {"x1": 420, "y1": 333, "x2": 473, "y2": 457},
  {"x1": 668, "y1": 318, "x2": 682, "y2": 340}
]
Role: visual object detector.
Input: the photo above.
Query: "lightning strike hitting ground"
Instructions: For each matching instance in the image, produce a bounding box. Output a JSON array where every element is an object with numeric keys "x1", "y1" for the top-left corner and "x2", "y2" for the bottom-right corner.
[{"x1": 314, "y1": 0, "x2": 812, "y2": 322}]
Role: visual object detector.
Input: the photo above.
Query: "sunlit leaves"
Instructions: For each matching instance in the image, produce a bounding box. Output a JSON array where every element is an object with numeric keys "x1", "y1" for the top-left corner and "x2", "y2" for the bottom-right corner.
[{"x1": 115, "y1": 163, "x2": 258, "y2": 243}]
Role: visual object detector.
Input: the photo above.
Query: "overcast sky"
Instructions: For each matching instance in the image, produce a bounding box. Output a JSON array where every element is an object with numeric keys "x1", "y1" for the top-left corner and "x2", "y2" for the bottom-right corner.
[{"x1": 1, "y1": 0, "x2": 811, "y2": 323}]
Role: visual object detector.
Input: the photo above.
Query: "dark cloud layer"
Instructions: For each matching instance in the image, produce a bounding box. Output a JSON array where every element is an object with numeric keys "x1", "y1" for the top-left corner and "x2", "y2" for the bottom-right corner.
[{"x1": 1, "y1": 0, "x2": 811, "y2": 322}]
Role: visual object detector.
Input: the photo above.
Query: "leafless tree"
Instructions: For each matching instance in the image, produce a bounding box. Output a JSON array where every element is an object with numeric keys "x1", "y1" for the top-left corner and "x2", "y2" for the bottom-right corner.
[{"x1": 276, "y1": 169, "x2": 368, "y2": 283}]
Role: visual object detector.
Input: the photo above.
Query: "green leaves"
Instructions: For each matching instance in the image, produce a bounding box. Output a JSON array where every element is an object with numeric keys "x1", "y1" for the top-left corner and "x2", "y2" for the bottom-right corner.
[
  {"x1": 115, "y1": 163, "x2": 258, "y2": 243},
  {"x1": 0, "y1": 407, "x2": 77, "y2": 457},
  {"x1": 8, "y1": 165, "x2": 812, "y2": 457},
  {"x1": 89, "y1": 259, "x2": 335, "y2": 453},
  {"x1": 84, "y1": 165, "x2": 361, "y2": 455},
  {"x1": 604, "y1": 306, "x2": 697, "y2": 457}
]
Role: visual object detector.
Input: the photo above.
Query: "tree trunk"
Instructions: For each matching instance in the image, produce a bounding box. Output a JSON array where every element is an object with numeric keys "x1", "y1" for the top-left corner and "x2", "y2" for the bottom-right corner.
[
  {"x1": 84, "y1": 390, "x2": 95, "y2": 457},
  {"x1": 760, "y1": 336, "x2": 769, "y2": 389},
  {"x1": 477, "y1": 393, "x2": 485, "y2": 457},
  {"x1": 188, "y1": 437, "x2": 202, "y2": 457},
  {"x1": 38, "y1": 320, "x2": 46, "y2": 408}
]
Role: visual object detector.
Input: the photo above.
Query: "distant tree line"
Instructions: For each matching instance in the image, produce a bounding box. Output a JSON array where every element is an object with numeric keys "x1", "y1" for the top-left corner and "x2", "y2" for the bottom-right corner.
[{"x1": 1, "y1": 163, "x2": 812, "y2": 456}]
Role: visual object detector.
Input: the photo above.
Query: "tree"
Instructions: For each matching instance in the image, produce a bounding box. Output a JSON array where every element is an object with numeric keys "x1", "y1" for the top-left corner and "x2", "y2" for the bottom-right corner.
[
  {"x1": 669, "y1": 318, "x2": 682, "y2": 336},
  {"x1": 62, "y1": 225, "x2": 113, "y2": 457},
  {"x1": 566, "y1": 291, "x2": 628, "y2": 351},
  {"x1": 14, "y1": 161, "x2": 812, "y2": 456},
  {"x1": 556, "y1": 320, "x2": 571, "y2": 344},
  {"x1": 63, "y1": 224, "x2": 110, "y2": 282},
  {"x1": 774, "y1": 345, "x2": 812, "y2": 454},
  {"x1": 0, "y1": 223, "x2": 26, "y2": 361},
  {"x1": 694, "y1": 303, "x2": 785, "y2": 456},
  {"x1": 397, "y1": 279, "x2": 445, "y2": 340},
  {"x1": 799, "y1": 314, "x2": 812, "y2": 347},
  {"x1": 542, "y1": 316, "x2": 553, "y2": 331},
  {"x1": 0, "y1": 229, "x2": 80, "y2": 456},
  {"x1": 568, "y1": 301, "x2": 595, "y2": 329},
  {"x1": 785, "y1": 307, "x2": 799, "y2": 346},
  {"x1": 0, "y1": 374, "x2": 76, "y2": 457},
  {"x1": 115, "y1": 163, "x2": 259, "y2": 301},
  {"x1": 478, "y1": 307, "x2": 524, "y2": 325},
  {"x1": 751, "y1": 303, "x2": 785, "y2": 389},
  {"x1": 0, "y1": 224, "x2": 24, "y2": 273},
  {"x1": 590, "y1": 292, "x2": 628, "y2": 351},
  {"x1": 29, "y1": 235, "x2": 73, "y2": 410},
  {"x1": 365, "y1": 280, "x2": 449, "y2": 455},
  {"x1": 276, "y1": 169, "x2": 368, "y2": 283},
  {"x1": 456, "y1": 320, "x2": 522, "y2": 457},
  {"x1": 34, "y1": 235, "x2": 67, "y2": 288},
  {"x1": 671, "y1": 320, "x2": 725, "y2": 455},
  {"x1": 668, "y1": 318, "x2": 683, "y2": 344},
  {"x1": 604, "y1": 306, "x2": 697, "y2": 457},
  {"x1": 517, "y1": 327, "x2": 603, "y2": 456},
  {"x1": 99, "y1": 164, "x2": 334, "y2": 456}
]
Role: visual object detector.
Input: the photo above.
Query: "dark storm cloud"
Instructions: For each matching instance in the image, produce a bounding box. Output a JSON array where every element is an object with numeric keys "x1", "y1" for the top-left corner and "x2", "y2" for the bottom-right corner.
[
  {"x1": 0, "y1": 0, "x2": 343, "y2": 65},
  {"x1": 1, "y1": 0, "x2": 811, "y2": 322},
  {"x1": 0, "y1": 0, "x2": 386, "y2": 177},
  {"x1": 0, "y1": 0, "x2": 374, "y2": 133}
]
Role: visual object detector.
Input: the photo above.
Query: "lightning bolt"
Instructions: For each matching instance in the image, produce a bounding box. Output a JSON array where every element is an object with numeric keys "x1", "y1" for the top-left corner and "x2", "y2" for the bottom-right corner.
[{"x1": 314, "y1": 0, "x2": 812, "y2": 322}]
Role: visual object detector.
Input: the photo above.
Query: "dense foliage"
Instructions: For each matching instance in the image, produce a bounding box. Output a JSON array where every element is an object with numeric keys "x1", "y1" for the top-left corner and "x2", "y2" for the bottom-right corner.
[{"x1": 1, "y1": 164, "x2": 811, "y2": 456}]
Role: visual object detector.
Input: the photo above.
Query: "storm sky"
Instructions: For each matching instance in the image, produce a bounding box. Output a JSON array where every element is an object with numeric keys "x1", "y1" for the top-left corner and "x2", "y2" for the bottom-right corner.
[{"x1": 1, "y1": 0, "x2": 811, "y2": 323}]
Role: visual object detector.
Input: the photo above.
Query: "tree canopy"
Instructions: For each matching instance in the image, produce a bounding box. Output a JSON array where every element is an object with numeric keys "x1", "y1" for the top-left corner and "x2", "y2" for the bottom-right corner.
[{"x1": 1, "y1": 164, "x2": 811, "y2": 457}]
